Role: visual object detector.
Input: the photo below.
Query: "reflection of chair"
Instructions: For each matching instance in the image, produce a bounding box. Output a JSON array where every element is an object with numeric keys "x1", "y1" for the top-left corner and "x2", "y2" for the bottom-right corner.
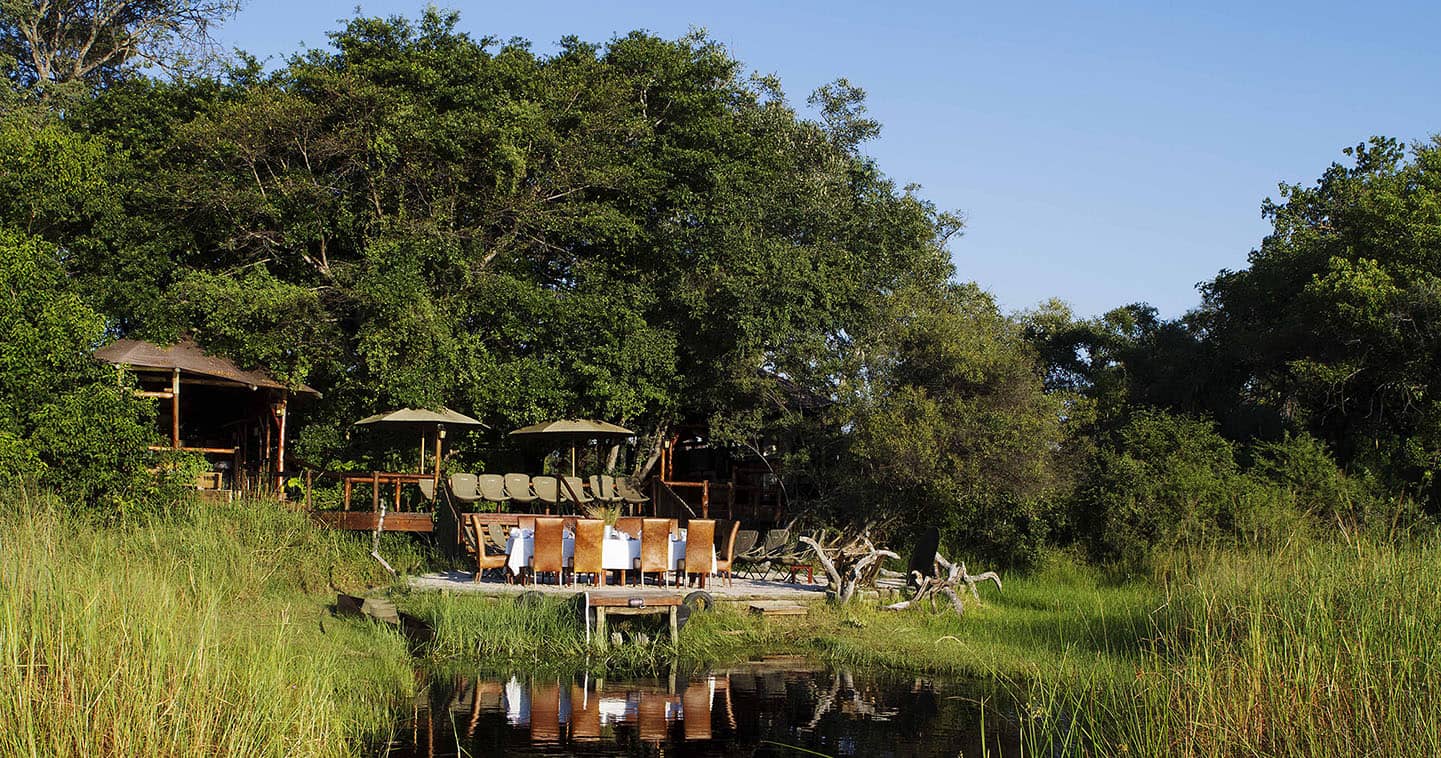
[
  {"x1": 640, "y1": 518, "x2": 672, "y2": 587},
  {"x1": 714, "y1": 521, "x2": 741, "y2": 587},
  {"x1": 449, "y1": 473, "x2": 482, "y2": 506},
  {"x1": 637, "y1": 692, "x2": 669, "y2": 743},
  {"x1": 570, "y1": 685, "x2": 602, "y2": 740},
  {"x1": 504, "y1": 474, "x2": 538, "y2": 510},
  {"x1": 682, "y1": 679, "x2": 713, "y2": 741},
  {"x1": 530, "y1": 683, "x2": 562, "y2": 743},
  {"x1": 478, "y1": 474, "x2": 509, "y2": 508},
  {"x1": 681, "y1": 519, "x2": 716, "y2": 587},
  {"x1": 532, "y1": 517, "x2": 566, "y2": 585},
  {"x1": 561, "y1": 475, "x2": 594, "y2": 510},
  {"x1": 572, "y1": 519, "x2": 605, "y2": 586},
  {"x1": 531, "y1": 476, "x2": 561, "y2": 514}
]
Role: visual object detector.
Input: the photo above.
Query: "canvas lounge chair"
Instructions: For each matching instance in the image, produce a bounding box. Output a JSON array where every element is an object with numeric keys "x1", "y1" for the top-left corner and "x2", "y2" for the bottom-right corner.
[
  {"x1": 614, "y1": 476, "x2": 650, "y2": 511},
  {"x1": 531, "y1": 476, "x2": 561, "y2": 514},
  {"x1": 477, "y1": 474, "x2": 510, "y2": 509},
  {"x1": 588, "y1": 474, "x2": 623, "y2": 505},
  {"x1": 503, "y1": 474, "x2": 539, "y2": 510},
  {"x1": 449, "y1": 473, "x2": 483, "y2": 506},
  {"x1": 560, "y1": 475, "x2": 594, "y2": 510}
]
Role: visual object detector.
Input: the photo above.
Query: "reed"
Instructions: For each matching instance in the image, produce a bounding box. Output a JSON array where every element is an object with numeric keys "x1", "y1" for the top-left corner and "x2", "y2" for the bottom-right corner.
[{"x1": 0, "y1": 489, "x2": 415, "y2": 757}]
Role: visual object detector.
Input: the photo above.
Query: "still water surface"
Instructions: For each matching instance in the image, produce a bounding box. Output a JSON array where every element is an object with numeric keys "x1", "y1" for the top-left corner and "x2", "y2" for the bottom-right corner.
[{"x1": 379, "y1": 662, "x2": 1020, "y2": 757}]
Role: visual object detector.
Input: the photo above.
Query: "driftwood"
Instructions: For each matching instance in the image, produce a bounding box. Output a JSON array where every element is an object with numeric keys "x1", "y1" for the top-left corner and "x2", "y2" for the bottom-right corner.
[
  {"x1": 881, "y1": 552, "x2": 1001, "y2": 616},
  {"x1": 800, "y1": 532, "x2": 900, "y2": 604}
]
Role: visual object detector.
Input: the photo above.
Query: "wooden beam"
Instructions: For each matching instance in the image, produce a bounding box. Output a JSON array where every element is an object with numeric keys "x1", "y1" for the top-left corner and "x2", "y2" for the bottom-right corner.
[
  {"x1": 148, "y1": 445, "x2": 238, "y2": 455},
  {"x1": 170, "y1": 369, "x2": 180, "y2": 448},
  {"x1": 133, "y1": 390, "x2": 174, "y2": 399},
  {"x1": 275, "y1": 390, "x2": 288, "y2": 496}
]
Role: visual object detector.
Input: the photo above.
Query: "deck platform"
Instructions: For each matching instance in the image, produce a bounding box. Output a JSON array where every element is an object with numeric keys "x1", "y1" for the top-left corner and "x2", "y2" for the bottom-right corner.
[
  {"x1": 312, "y1": 511, "x2": 435, "y2": 532},
  {"x1": 408, "y1": 571, "x2": 828, "y2": 603}
]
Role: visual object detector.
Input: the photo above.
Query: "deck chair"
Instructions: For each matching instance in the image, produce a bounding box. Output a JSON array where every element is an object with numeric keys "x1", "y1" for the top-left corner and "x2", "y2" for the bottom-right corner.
[
  {"x1": 742, "y1": 528, "x2": 790, "y2": 579},
  {"x1": 639, "y1": 518, "x2": 672, "y2": 587},
  {"x1": 572, "y1": 519, "x2": 606, "y2": 587},
  {"x1": 449, "y1": 473, "x2": 483, "y2": 506},
  {"x1": 503, "y1": 474, "x2": 538, "y2": 510},
  {"x1": 560, "y1": 475, "x2": 594, "y2": 510},
  {"x1": 530, "y1": 476, "x2": 561, "y2": 514},
  {"x1": 477, "y1": 474, "x2": 509, "y2": 509},
  {"x1": 614, "y1": 476, "x2": 650, "y2": 511},
  {"x1": 531, "y1": 517, "x2": 566, "y2": 585},
  {"x1": 714, "y1": 520, "x2": 742, "y2": 587},
  {"x1": 486, "y1": 522, "x2": 510, "y2": 553},
  {"x1": 681, "y1": 519, "x2": 716, "y2": 588},
  {"x1": 588, "y1": 474, "x2": 623, "y2": 505}
]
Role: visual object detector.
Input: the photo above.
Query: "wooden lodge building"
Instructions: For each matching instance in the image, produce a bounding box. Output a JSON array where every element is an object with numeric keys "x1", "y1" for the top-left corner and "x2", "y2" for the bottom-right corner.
[{"x1": 94, "y1": 338, "x2": 317, "y2": 496}]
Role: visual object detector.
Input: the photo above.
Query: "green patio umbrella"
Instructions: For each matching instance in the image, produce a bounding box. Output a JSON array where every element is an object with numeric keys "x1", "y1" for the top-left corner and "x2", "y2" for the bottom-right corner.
[
  {"x1": 508, "y1": 419, "x2": 634, "y2": 476},
  {"x1": 355, "y1": 407, "x2": 487, "y2": 477}
]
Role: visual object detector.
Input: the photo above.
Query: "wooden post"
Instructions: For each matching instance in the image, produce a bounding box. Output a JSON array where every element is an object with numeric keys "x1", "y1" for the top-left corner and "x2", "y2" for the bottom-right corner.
[
  {"x1": 668, "y1": 606, "x2": 679, "y2": 645},
  {"x1": 701, "y1": 480, "x2": 709, "y2": 518},
  {"x1": 434, "y1": 427, "x2": 444, "y2": 487},
  {"x1": 275, "y1": 390, "x2": 288, "y2": 497},
  {"x1": 305, "y1": 469, "x2": 313, "y2": 510},
  {"x1": 372, "y1": 471, "x2": 380, "y2": 512},
  {"x1": 170, "y1": 368, "x2": 181, "y2": 448}
]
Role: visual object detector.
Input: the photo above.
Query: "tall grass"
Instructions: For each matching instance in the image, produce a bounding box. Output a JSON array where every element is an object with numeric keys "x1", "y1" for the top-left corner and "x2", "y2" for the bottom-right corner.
[
  {"x1": 0, "y1": 490, "x2": 415, "y2": 757},
  {"x1": 1024, "y1": 538, "x2": 1441, "y2": 756}
]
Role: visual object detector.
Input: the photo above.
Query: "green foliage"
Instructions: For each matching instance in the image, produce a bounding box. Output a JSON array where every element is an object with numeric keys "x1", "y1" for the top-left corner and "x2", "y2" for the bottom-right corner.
[{"x1": 0, "y1": 227, "x2": 167, "y2": 514}]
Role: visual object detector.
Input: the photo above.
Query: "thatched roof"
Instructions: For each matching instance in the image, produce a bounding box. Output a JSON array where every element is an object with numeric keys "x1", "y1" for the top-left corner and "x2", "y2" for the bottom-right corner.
[{"x1": 94, "y1": 338, "x2": 319, "y2": 396}]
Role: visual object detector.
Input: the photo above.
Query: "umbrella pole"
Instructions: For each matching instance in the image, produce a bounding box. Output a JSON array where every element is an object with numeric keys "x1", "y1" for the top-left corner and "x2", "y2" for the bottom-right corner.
[{"x1": 419, "y1": 432, "x2": 427, "y2": 474}]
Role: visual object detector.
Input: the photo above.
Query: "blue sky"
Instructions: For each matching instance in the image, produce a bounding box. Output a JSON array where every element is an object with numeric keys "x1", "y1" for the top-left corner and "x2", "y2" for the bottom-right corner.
[{"x1": 217, "y1": 1, "x2": 1441, "y2": 318}]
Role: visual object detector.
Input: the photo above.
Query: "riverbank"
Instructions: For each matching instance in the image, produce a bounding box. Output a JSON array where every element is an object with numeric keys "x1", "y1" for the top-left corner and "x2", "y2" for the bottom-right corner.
[
  {"x1": 0, "y1": 492, "x2": 418, "y2": 756},
  {"x1": 4, "y1": 493, "x2": 1434, "y2": 756}
]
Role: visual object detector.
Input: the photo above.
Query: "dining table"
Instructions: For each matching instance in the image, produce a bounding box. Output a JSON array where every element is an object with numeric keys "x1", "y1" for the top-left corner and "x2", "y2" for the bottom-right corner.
[{"x1": 504, "y1": 525, "x2": 713, "y2": 576}]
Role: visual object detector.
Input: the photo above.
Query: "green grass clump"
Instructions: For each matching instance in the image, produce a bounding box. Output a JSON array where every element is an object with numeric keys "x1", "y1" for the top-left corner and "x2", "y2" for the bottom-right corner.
[
  {"x1": 0, "y1": 490, "x2": 415, "y2": 757},
  {"x1": 1024, "y1": 539, "x2": 1441, "y2": 756}
]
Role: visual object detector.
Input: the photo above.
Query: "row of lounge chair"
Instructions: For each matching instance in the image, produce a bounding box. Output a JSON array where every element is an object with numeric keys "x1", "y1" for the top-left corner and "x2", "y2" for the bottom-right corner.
[{"x1": 449, "y1": 473, "x2": 649, "y2": 512}]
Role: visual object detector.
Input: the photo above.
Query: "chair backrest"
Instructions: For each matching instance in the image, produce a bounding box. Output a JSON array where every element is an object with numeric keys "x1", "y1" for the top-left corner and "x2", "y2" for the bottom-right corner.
[
  {"x1": 762, "y1": 528, "x2": 789, "y2": 553},
  {"x1": 573, "y1": 519, "x2": 604, "y2": 574},
  {"x1": 477, "y1": 474, "x2": 508, "y2": 502},
  {"x1": 503, "y1": 473, "x2": 536, "y2": 501},
  {"x1": 734, "y1": 529, "x2": 759, "y2": 556},
  {"x1": 487, "y1": 522, "x2": 510, "y2": 551},
  {"x1": 588, "y1": 474, "x2": 619, "y2": 502},
  {"x1": 418, "y1": 478, "x2": 436, "y2": 501},
  {"x1": 533, "y1": 517, "x2": 565, "y2": 573},
  {"x1": 685, "y1": 519, "x2": 716, "y2": 573},
  {"x1": 615, "y1": 517, "x2": 643, "y2": 538},
  {"x1": 560, "y1": 475, "x2": 592, "y2": 504},
  {"x1": 719, "y1": 520, "x2": 741, "y2": 562},
  {"x1": 518, "y1": 515, "x2": 537, "y2": 531},
  {"x1": 641, "y1": 518, "x2": 671, "y2": 572},
  {"x1": 908, "y1": 526, "x2": 941, "y2": 580},
  {"x1": 531, "y1": 476, "x2": 560, "y2": 504},
  {"x1": 615, "y1": 476, "x2": 649, "y2": 502},
  {"x1": 459, "y1": 513, "x2": 479, "y2": 554},
  {"x1": 449, "y1": 473, "x2": 479, "y2": 499}
]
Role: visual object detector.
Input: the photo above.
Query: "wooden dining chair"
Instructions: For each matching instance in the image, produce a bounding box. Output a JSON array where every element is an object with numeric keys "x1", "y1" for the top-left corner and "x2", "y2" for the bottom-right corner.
[
  {"x1": 714, "y1": 520, "x2": 741, "y2": 587},
  {"x1": 682, "y1": 519, "x2": 717, "y2": 588},
  {"x1": 467, "y1": 516, "x2": 510, "y2": 583},
  {"x1": 531, "y1": 476, "x2": 561, "y2": 514},
  {"x1": 615, "y1": 516, "x2": 643, "y2": 538},
  {"x1": 532, "y1": 517, "x2": 566, "y2": 585},
  {"x1": 518, "y1": 515, "x2": 537, "y2": 531},
  {"x1": 572, "y1": 519, "x2": 605, "y2": 587},
  {"x1": 639, "y1": 518, "x2": 672, "y2": 587}
]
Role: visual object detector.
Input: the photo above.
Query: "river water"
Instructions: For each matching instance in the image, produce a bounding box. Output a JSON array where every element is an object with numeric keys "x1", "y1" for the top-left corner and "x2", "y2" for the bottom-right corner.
[{"x1": 377, "y1": 660, "x2": 1021, "y2": 757}]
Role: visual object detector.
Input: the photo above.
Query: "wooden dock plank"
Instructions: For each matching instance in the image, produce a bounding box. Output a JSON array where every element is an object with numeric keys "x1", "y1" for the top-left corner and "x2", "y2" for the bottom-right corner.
[{"x1": 748, "y1": 601, "x2": 808, "y2": 617}]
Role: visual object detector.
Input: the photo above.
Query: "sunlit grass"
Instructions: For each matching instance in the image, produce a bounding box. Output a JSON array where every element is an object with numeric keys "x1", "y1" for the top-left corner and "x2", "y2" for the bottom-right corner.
[{"x1": 0, "y1": 490, "x2": 415, "y2": 757}]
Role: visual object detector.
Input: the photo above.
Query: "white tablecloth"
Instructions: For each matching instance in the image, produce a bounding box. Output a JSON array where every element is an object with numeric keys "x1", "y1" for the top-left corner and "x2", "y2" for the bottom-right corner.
[{"x1": 504, "y1": 527, "x2": 712, "y2": 575}]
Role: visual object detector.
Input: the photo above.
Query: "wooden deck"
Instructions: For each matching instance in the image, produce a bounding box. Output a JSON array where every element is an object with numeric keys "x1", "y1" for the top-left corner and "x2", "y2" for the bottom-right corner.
[
  {"x1": 408, "y1": 570, "x2": 828, "y2": 603},
  {"x1": 312, "y1": 511, "x2": 435, "y2": 532}
]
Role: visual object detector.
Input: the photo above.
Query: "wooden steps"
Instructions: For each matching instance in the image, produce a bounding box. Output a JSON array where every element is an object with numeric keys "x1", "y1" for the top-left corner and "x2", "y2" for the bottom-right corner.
[{"x1": 748, "y1": 601, "x2": 808, "y2": 617}]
